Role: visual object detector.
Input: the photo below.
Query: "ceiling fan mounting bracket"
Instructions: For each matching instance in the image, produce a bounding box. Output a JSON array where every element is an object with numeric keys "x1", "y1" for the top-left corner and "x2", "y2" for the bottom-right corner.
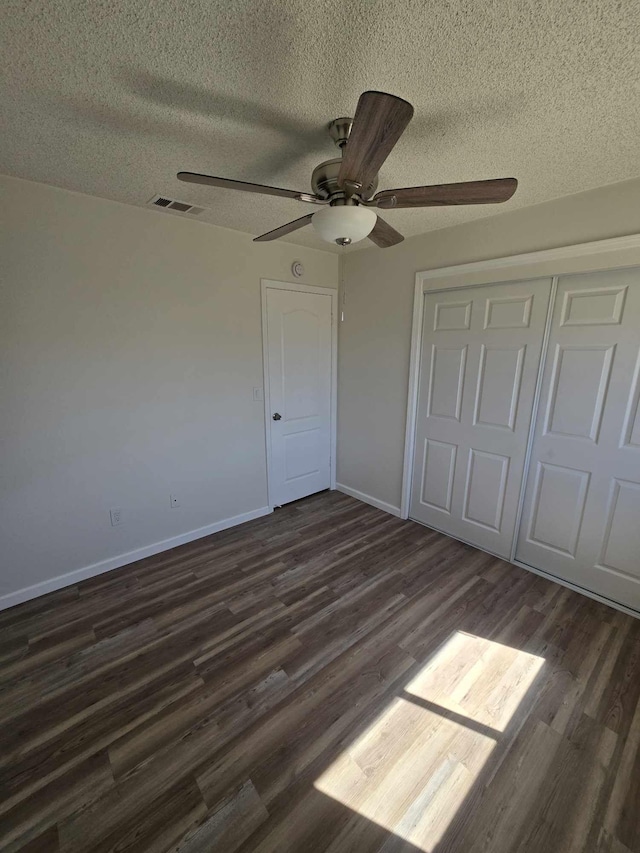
[{"x1": 327, "y1": 117, "x2": 354, "y2": 149}]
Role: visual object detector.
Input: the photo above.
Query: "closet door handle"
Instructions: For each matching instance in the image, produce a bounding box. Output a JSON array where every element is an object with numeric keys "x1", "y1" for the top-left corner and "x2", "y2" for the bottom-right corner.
[{"x1": 272, "y1": 412, "x2": 282, "y2": 421}]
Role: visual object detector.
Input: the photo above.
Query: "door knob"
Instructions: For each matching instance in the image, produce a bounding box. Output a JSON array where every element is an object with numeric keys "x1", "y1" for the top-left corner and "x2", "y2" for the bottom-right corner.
[{"x1": 272, "y1": 412, "x2": 282, "y2": 421}]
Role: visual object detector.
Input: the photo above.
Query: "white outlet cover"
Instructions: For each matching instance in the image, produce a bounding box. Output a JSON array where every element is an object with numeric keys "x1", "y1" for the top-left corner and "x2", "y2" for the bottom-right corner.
[
  {"x1": 291, "y1": 260, "x2": 304, "y2": 278},
  {"x1": 170, "y1": 494, "x2": 180, "y2": 507}
]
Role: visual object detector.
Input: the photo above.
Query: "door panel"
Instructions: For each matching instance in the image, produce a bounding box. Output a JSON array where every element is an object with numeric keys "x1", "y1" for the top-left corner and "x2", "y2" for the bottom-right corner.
[
  {"x1": 621, "y1": 351, "x2": 640, "y2": 448},
  {"x1": 427, "y1": 345, "x2": 467, "y2": 420},
  {"x1": 543, "y1": 345, "x2": 614, "y2": 441},
  {"x1": 421, "y1": 440, "x2": 457, "y2": 513},
  {"x1": 598, "y1": 479, "x2": 640, "y2": 576},
  {"x1": 473, "y1": 345, "x2": 525, "y2": 430},
  {"x1": 484, "y1": 294, "x2": 533, "y2": 329},
  {"x1": 516, "y1": 267, "x2": 640, "y2": 610},
  {"x1": 462, "y1": 449, "x2": 510, "y2": 532},
  {"x1": 560, "y1": 285, "x2": 627, "y2": 326},
  {"x1": 525, "y1": 462, "x2": 591, "y2": 556},
  {"x1": 410, "y1": 279, "x2": 552, "y2": 558},
  {"x1": 434, "y1": 300, "x2": 472, "y2": 331},
  {"x1": 281, "y1": 309, "x2": 322, "y2": 419},
  {"x1": 266, "y1": 288, "x2": 332, "y2": 506}
]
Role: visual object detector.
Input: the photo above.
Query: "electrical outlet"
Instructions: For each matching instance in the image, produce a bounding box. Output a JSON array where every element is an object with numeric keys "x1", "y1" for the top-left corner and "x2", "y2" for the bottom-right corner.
[
  {"x1": 170, "y1": 494, "x2": 180, "y2": 508},
  {"x1": 110, "y1": 507, "x2": 123, "y2": 526}
]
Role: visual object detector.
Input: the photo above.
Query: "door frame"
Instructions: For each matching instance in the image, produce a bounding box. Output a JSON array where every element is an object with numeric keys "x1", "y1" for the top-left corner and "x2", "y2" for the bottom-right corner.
[{"x1": 261, "y1": 279, "x2": 338, "y2": 509}]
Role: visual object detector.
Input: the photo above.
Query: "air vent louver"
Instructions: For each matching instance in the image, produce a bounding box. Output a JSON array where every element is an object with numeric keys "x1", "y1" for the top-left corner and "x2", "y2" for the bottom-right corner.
[{"x1": 148, "y1": 195, "x2": 205, "y2": 215}]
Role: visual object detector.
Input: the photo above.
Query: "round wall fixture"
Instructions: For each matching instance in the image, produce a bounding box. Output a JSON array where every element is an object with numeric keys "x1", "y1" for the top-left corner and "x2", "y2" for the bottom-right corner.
[{"x1": 291, "y1": 261, "x2": 304, "y2": 278}]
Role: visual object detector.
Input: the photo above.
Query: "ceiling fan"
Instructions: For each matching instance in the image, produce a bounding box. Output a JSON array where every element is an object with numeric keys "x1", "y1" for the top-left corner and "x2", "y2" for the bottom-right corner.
[{"x1": 178, "y1": 90, "x2": 517, "y2": 249}]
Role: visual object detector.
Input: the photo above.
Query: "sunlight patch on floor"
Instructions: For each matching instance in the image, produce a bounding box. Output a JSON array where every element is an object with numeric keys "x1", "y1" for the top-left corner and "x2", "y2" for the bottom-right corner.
[{"x1": 314, "y1": 631, "x2": 545, "y2": 851}]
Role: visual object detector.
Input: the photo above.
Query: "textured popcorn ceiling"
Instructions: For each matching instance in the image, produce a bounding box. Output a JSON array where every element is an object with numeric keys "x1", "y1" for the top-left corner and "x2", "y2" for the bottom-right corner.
[{"x1": 1, "y1": 0, "x2": 639, "y2": 252}]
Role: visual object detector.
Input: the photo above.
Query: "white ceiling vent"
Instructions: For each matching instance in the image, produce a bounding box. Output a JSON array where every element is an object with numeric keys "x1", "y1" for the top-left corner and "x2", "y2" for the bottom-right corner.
[{"x1": 148, "y1": 194, "x2": 205, "y2": 215}]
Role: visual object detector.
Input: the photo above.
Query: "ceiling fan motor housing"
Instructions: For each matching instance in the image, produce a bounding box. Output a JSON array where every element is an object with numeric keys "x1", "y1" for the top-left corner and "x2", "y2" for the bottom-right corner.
[{"x1": 311, "y1": 158, "x2": 379, "y2": 201}]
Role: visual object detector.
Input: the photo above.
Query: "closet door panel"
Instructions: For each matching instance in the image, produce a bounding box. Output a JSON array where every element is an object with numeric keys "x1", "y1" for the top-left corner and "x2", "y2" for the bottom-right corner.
[
  {"x1": 410, "y1": 279, "x2": 552, "y2": 558},
  {"x1": 516, "y1": 267, "x2": 640, "y2": 611}
]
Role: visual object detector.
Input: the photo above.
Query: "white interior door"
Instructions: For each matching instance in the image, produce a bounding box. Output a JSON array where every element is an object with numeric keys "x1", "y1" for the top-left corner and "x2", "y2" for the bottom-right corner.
[
  {"x1": 516, "y1": 267, "x2": 640, "y2": 611},
  {"x1": 410, "y1": 279, "x2": 552, "y2": 558},
  {"x1": 265, "y1": 286, "x2": 332, "y2": 506}
]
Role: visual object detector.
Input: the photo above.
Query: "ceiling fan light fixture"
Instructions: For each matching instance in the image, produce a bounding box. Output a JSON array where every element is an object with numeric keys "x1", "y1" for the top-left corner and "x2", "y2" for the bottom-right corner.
[{"x1": 312, "y1": 205, "x2": 377, "y2": 246}]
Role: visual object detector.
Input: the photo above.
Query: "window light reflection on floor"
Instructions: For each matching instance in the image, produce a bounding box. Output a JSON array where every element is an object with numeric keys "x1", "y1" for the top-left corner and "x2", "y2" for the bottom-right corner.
[{"x1": 314, "y1": 631, "x2": 545, "y2": 851}]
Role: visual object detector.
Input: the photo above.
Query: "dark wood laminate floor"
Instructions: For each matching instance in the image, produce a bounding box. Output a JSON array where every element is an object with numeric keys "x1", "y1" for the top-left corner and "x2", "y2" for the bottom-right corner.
[{"x1": 1, "y1": 491, "x2": 639, "y2": 853}]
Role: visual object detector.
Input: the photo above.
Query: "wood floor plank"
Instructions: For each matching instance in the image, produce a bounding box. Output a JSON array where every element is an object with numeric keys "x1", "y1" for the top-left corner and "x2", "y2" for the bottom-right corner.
[
  {"x1": 0, "y1": 666, "x2": 203, "y2": 814},
  {"x1": 0, "y1": 491, "x2": 638, "y2": 853},
  {"x1": 177, "y1": 780, "x2": 269, "y2": 853},
  {"x1": 0, "y1": 752, "x2": 114, "y2": 852},
  {"x1": 58, "y1": 776, "x2": 207, "y2": 853}
]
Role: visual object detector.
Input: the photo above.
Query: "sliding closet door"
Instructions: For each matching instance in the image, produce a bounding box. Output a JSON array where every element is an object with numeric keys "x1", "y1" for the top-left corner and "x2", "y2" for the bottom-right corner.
[
  {"x1": 516, "y1": 267, "x2": 640, "y2": 610},
  {"x1": 410, "y1": 279, "x2": 552, "y2": 558}
]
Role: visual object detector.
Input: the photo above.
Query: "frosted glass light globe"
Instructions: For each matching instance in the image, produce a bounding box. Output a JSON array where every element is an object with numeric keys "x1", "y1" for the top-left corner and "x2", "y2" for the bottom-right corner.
[{"x1": 312, "y1": 205, "x2": 377, "y2": 245}]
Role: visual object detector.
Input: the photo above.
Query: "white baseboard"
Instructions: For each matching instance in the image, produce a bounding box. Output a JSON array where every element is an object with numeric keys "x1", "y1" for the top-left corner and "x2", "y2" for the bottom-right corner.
[
  {"x1": 511, "y1": 559, "x2": 640, "y2": 620},
  {"x1": 409, "y1": 515, "x2": 640, "y2": 621},
  {"x1": 336, "y1": 483, "x2": 401, "y2": 518},
  {"x1": 0, "y1": 505, "x2": 272, "y2": 612}
]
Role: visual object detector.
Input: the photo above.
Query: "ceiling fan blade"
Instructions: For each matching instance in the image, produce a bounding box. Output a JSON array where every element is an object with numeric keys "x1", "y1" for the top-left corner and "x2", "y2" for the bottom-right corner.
[
  {"x1": 253, "y1": 213, "x2": 315, "y2": 242},
  {"x1": 177, "y1": 171, "x2": 317, "y2": 202},
  {"x1": 368, "y1": 215, "x2": 404, "y2": 248},
  {"x1": 338, "y1": 91, "x2": 414, "y2": 191},
  {"x1": 375, "y1": 177, "x2": 518, "y2": 209}
]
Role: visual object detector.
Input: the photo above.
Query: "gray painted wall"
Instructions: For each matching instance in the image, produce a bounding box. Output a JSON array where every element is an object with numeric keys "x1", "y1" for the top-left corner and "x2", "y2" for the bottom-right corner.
[
  {"x1": 0, "y1": 175, "x2": 338, "y2": 604},
  {"x1": 337, "y1": 177, "x2": 640, "y2": 510}
]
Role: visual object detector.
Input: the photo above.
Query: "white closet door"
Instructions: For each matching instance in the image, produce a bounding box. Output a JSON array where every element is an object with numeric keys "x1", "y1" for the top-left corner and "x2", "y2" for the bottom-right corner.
[
  {"x1": 516, "y1": 268, "x2": 640, "y2": 610},
  {"x1": 266, "y1": 287, "x2": 332, "y2": 506},
  {"x1": 410, "y1": 279, "x2": 552, "y2": 557}
]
